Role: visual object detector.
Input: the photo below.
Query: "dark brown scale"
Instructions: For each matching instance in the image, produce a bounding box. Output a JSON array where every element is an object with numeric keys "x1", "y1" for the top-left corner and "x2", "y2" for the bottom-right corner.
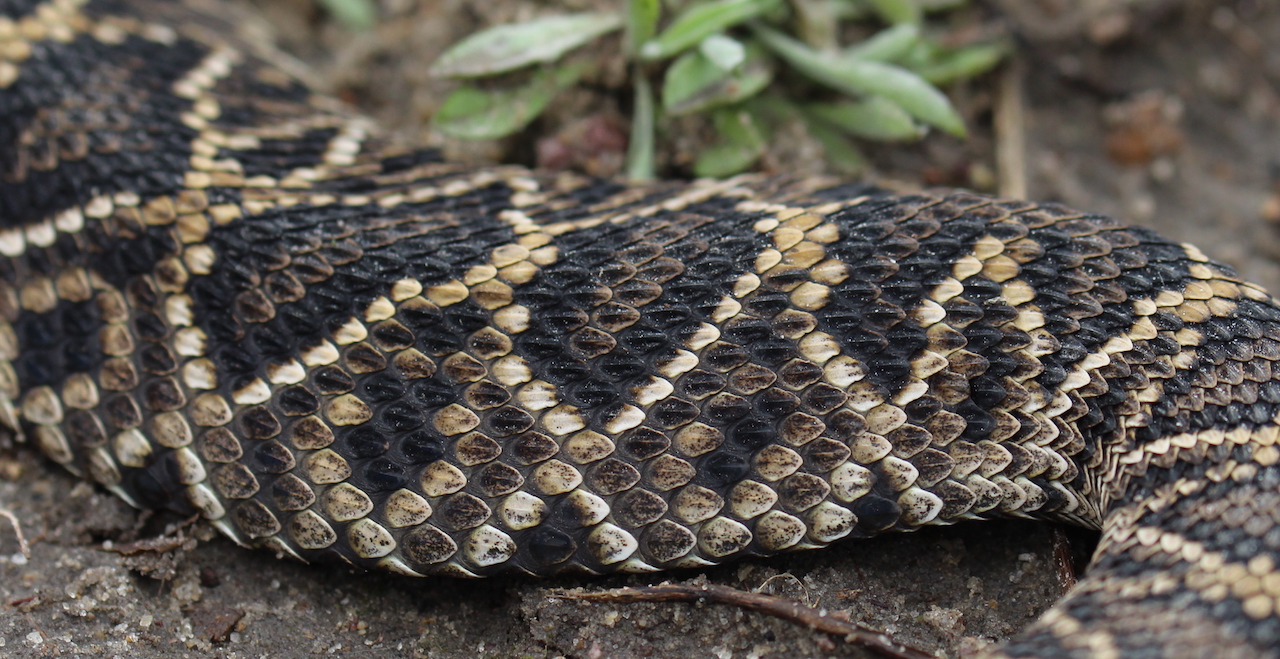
[
  {"x1": 138, "y1": 343, "x2": 178, "y2": 375},
  {"x1": 238, "y1": 406, "x2": 281, "y2": 440},
  {"x1": 511, "y1": 432, "x2": 559, "y2": 465},
  {"x1": 777, "y1": 413, "x2": 823, "y2": 445},
  {"x1": 679, "y1": 370, "x2": 725, "y2": 399},
  {"x1": 343, "y1": 426, "x2": 390, "y2": 458},
  {"x1": 440, "y1": 494, "x2": 490, "y2": 530},
  {"x1": 485, "y1": 406, "x2": 533, "y2": 437},
  {"x1": 199, "y1": 428, "x2": 245, "y2": 463},
  {"x1": 613, "y1": 488, "x2": 667, "y2": 527},
  {"x1": 272, "y1": 474, "x2": 317, "y2": 511},
  {"x1": 277, "y1": 385, "x2": 320, "y2": 416},
  {"x1": 476, "y1": 462, "x2": 523, "y2": 497},
  {"x1": 593, "y1": 303, "x2": 639, "y2": 332},
  {"x1": 705, "y1": 393, "x2": 751, "y2": 425},
  {"x1": 463, "y1": 381, "x2": 510, "y2": 410},
  {"x1": 233, "y1": 501, "x2": 280, "y2": 538},
  {"x1": 212, "y1": 463, "x2": 260, "y2": 500},
  {"x1": 775, "y1": 359, "x2": 822, "y2": 389},
  {"x1": 620, "y1": 428, "x2": 670, "y2": 461},
  {"x1": 254, "y1": 440, "x2": 296, "y2": 474},
  {"x1": 102, "y1": 392, "x2": 143, "y2": 429},
  {"x1": 312, "y1": 365, "x2": 361, "y2": 396},
  {"x1": 588, "y1": 459, "x2": 642, "y2": 496},
  {"x1": 66, "y1": 410, "x2": 108, "y2": 447},
  {"x1": 142, "y1": 376, "x2": 185, "y2": 411},
  {"x1": 887, "y1": 425, "x2": 932, "y2": 458}
]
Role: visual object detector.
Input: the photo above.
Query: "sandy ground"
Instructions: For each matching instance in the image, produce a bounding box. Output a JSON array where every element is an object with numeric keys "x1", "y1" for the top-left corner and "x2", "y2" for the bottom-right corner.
[{"x1": 1, "y1": 0, "x2": 1279, "y2": 657}]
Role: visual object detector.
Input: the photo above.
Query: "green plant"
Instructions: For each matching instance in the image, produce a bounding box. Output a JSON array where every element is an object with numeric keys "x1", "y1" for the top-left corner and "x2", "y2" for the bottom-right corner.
[
  {"x1": 316, "y1": 0, "x2": 378, "y2": 31},
  {"x1": 422, "y1": 0, "x2": 1009, "y2": 180}
]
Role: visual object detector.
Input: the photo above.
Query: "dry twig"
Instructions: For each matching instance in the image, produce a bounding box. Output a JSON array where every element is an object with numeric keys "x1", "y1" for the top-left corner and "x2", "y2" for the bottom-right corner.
[
  {"x1": 552, "y1": 583, "x2": 937, "y2": 659},
  {"x1": 995, "y1": 56, "x2": 1027, "y2": 199},
  {"x1": 0, "y1": 507, "x2": 30, "y2": 558}
]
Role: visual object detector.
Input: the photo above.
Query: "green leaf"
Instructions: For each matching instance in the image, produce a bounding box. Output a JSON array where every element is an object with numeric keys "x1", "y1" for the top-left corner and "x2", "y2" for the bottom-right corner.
[
  {"x1": 662, "y1": 40, "x2": 772, "y2": 115},
  {"x1": 700, "y1": 33, "x2": 746, "y2": 70},
  {"x1": 694, "y1": 107, "x2": 766, "y2": 178},
  {"x1": 429, "y1": 13, "x2": 622, "y2": 78},
  {"x1": 843, "y1": 23, "x2": 920, "y2": 62},
  {"x1": 751, "y1": 23, "x2": 966, "y2": 136},
  {"x1": 434, "y1": 65, "x2": 585, "y2": 139},
  {"x1": 317, "y1": 0, "x2": 376, "y2": 31},
  {"x1": 806, "y1": 121, "x2": 867, "y2": 175},
  {"x1": 626, "y1": 0, "x2": 661, "y2": 55},
  {"x1": 912, "y1": 41, "x2": 1008, "y2": 84},
  {"x1": 830, "y1": 0, "x2": 872, "y2": 19},
  {"x1": 918, "y1": 0, "x2": 968, "y2": 12},
  {"x1": 626, "y1": 75, "x2": 657, "y2": 182},
  {"x1": 806, "y1": 96, "x2": 922, "y2": 141},
  {"x1": 898, "y1": 39, "x2": 939, "y2": 69},
  {"x1": 866, "y1": 0, "x2": 921, "y2": 24},
  {"x1": 641, "y1": 0, "x2": 780, "y2": 61},
  {"x1": 742, "y1": 91, "x2": 795, "y2": 123}
]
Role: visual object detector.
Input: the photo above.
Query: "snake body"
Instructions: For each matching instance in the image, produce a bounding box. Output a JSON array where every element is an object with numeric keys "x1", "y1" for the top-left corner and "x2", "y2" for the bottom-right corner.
[{"x1": 4, "y1": 0, "x2": 1280, "y2": 656}]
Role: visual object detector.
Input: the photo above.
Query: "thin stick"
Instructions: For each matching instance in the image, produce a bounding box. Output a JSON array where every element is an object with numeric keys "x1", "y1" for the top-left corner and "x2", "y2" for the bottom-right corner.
[
  {"x1": 0, "y1": 508, "x2": 30, "y2": 558},
  {"x1": 551, "y1": 583, "x2": 937, "y2": 659},
  {"x1": 995, "y1": 56, "x2": 1028, "y2": 200}
]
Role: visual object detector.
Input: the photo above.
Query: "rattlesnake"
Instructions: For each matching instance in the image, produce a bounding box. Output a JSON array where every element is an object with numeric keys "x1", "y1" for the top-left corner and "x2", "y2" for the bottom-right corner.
[{"x1": 3, "y1": 0, "x2": 1278, "y2": 655}]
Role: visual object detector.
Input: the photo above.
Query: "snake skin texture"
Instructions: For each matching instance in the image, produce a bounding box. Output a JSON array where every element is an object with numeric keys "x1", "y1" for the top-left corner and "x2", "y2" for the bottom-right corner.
[{"x1": 4, "y1": 0, "x2": 1280, "y2": 656}]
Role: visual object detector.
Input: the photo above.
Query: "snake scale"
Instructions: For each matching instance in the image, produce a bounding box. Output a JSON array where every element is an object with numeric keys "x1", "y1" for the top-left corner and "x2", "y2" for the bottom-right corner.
[{"x1": 3, "y1": 0, "x2": 1279, "y2": 656}]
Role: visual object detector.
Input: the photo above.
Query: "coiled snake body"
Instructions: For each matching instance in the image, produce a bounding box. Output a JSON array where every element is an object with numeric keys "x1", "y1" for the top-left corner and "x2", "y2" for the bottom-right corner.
[{"x1": 4, "y1": 0, "x2": 1280, "y2": 656}]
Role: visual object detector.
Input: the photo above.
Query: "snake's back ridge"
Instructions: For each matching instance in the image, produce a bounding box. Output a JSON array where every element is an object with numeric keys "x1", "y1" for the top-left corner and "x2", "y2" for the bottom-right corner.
[{"x1": 4, "y1": 0, "x2": 1280, "y2": 656}]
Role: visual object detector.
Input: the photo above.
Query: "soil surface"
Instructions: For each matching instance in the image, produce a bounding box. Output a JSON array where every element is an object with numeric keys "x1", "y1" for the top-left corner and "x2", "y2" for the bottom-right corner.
[{"x1": 2, "y1": 1, "x2": 1280, "y2": 658}]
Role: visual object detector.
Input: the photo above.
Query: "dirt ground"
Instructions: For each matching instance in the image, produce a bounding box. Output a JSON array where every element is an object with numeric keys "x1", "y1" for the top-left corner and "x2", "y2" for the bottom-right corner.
[{"x1": 2, "y1": 0, "x2": 1279, "y2": 657}]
